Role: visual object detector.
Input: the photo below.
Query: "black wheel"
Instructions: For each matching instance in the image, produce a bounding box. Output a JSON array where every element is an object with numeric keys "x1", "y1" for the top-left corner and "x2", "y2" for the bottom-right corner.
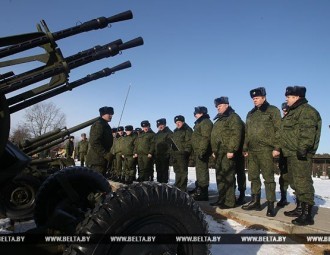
[
  {"x1": 64, "y1": 182, "x2": 209, "y2": 255},
  {"x1": 34, "y1": 166, "x2": 111, "y2": 234},
  {"x1": 1, "y1": 173, "x2": 41, "y2": 220},
  {"x1": 0, "y1": 94, "x2": 10, "y2": 158}
]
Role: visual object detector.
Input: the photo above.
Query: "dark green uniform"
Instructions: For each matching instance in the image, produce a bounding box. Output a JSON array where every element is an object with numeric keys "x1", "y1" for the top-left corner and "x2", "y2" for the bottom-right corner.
[
  {"x1": 77, "y1": 139, "x2": 89, "y2": 167},
  {"x1": 86, "y1": 117, "x2": 113, "y2": 175},
  {"x1": 65, "y1": 139, "x2": 74, "y2": 158},
  {"x1": 211, "y1": 107, "x2": 245, "y2": 208},
  {"x1": 154, "y1": 126, "x2": 173, "y2": 183},
  {"x1": 243, "y1": 101, "x2": 281, "y2": 202},
  {"x1": 134, "y1": 130, "x2": 155, "y2": 181},
  {"x1": 121, "y1": 132, "x2": 137, "y2": 182},
  {"x1": 171, "y1": 123, "x2": 193, "y2": 192},
  {"x1": 280, "y1": 98, "x2": 321, "y2": 205},
  {"x1": 191, "y1": 115, "x2": 213, "y2": 189},
  {"x1": 113, "y1": 134, "x2": 125, "y2": 180}
]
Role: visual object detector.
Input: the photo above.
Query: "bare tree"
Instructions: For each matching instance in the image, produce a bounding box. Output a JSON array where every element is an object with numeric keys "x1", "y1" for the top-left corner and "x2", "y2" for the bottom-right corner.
[
  {"x1": 24, "y1": 102, "x2": 66, "y2": 137},
  {"x1": 10, "y1": 123, "x2": 31, "y2": 146}
]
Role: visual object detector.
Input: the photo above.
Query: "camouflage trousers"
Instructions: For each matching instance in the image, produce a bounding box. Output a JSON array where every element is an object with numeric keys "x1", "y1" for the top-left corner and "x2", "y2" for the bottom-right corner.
[
  {"x1": 122, "y1": 156, "x2": 137, "y2": 179},
  {"x1": 172, "y1": 153, "x2": 189, "y2": 192},
  {"x1": 115, "y1": 153, "x2": 124, "y2": 177},
  {"x1": 137, "y1": 154, "x2": 154, "y2": 181},
  {"x1": 278, "y1": 155, "x2": 296, "y2": 194},
  {"x1": 79, "y1": 152, "x2": 87, "y2": 167},
  {"x1": 194, "y1": 153, "x2": 209, "y2": 188},
  {"x1": 287, "y1": 155, "x2": 314, "y2": 205},
  {"x1": 247, "y1": 151, "x2": 276, "y2": 202},
  {"x1": 215, "y1": 152, "x2": 236, "y2": 207}
]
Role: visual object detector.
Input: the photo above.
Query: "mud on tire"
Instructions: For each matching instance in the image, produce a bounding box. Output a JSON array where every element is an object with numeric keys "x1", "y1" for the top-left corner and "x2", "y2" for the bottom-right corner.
[
  {"x1": 34, "y1": 166, "x2": 111, "y2": 233},
  {"x1": 64, "y1": 182, "x2": 209, "y2": 255}
]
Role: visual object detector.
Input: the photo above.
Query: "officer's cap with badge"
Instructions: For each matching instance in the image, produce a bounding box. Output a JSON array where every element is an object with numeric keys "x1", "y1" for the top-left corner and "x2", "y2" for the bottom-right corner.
[
  {"x1": 141, "y1": 120, "x2": 151, "y2": 127},
  {"x1": 99, "y1": 106, "x2": 114, "y2": 116},
  {"x1": 194, "y1": 106, "x2": 208, "y2": 115},
  {"x1": 250, "y1": 87, "x2": 266, "y2": 98},
  {"x1": 174, "y1": 115, "x2": 185, "y2": 123},
  {"x1": 125, "y1": 125, "x2": 134, "y2": 131},
  {"x1": 214, "y1": 97, "x2": 229, "y2": 107},
  {"x1": 156, "y1": 118, "x2": 166, "y2": 127},
  {"x1": 285, "y1": 86, "x2": 306, "y2": 97}
]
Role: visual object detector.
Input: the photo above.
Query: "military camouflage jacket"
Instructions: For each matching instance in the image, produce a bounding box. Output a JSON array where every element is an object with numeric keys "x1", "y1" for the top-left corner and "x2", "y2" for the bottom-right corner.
[
  {"x1": 154, "y1": 126, "x2": 173, "y2": 156},
  {"x1": 280, "y1": 98, "x2": 321, "y2": 157},
  {"x1": 77, "y1": 139, "x2": 89, "y2": 154},
  {"x1": 171, "y1": 123, "x2": 193, "y2": 155},
  {"x1": 86, "y1": 117, "x2": 113, "y2": 166},
  {"x1": 191, "y1": 114, "x2": 213, "y2": 155},
  {"x1": 134, "y1": 129, "x2": 155, "y2": 155},
  {"x1": 243, "y1": 101, "x2": 281, "y2": 152},
  {"x1": 211, "y1": 107, "x2": 245, "y2": 154},
  {"x1": 121, "y1": 133, "x2": 137, "y2": 156},
  {"x1": 113, "y1": 135, "x2": 125, "y2": 154}
]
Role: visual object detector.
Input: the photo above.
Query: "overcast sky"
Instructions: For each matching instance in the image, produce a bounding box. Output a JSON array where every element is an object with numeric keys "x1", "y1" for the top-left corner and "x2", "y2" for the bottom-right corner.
[{"x1": 2, "y1": 0, "x2": 330, "y2": 153}]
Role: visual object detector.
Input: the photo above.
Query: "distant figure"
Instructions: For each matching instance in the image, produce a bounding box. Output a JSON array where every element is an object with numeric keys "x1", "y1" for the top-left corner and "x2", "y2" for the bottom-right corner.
[
  {"x1": 76, "y1": 133, "x2": 89, "y2": 167},
  {"x1": 86, "y1": 106, "x2": 114, "y2": 176},
  {"x1": 133, "y1": 120, "x2": 155, "y2": 181},
  {"x1": 154, "y1": 118, "x2": 173, "y2": 183},
  {"x1": 241, "y1": 87, "x2": 281, "y2": 217},
  {"x1": 65, "y1": 136, "x2": 75, "y2": 158},
  {"x1": 121, "y1": 125, "x2": 137, "y2": 184},
  {"x1": 281, "y1": 86, "x2": 321, "y2": 226},
  {"x1": 171, "y1": 115, "x2": 193, "y2": 192}
]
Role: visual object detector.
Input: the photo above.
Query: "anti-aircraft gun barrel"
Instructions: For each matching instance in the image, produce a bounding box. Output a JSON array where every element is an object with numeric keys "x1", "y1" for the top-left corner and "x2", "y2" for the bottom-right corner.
[
  {"x1": 22, "y1": 117, "x2": 98, "y2": 155},
  {"x1": 0, "y1": 10, "x2": 133, "y2": 58},
  {"x1": 9, "y1": 61, "x2": 132, "y2": 113},
  {"x1": 0, "y1": 37, "x2": 143, "y2": 94}
]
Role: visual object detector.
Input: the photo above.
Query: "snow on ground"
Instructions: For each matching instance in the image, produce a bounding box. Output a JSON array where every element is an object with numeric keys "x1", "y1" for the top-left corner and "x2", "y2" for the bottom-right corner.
[{"x1": 1, "y1": 166, "x2": 329, "y2": 255}]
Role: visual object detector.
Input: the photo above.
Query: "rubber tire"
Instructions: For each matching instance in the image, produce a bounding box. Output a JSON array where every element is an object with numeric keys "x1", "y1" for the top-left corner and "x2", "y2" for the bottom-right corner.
[
  {"x1": 0, "y1": 94, "x2": 10, "y2": 159},
  {"x1": 1, "y1": 173, "x2": 41, "y2": 220},
  {"x1": 64, "y1": 182, "x2": 209, "y2": 255},
  {"x1": 34, "y1": 166, "x2": 111, "y2": 232}
]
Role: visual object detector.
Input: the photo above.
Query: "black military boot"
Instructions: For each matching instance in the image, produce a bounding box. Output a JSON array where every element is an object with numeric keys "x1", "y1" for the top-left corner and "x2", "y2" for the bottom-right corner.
[
  {"x1": 284, "y1": 198, "x2": 302, "y2": 217},
  {"x1": 266, "y1": 201, "x2": 275, "y2": 217},
  {"x1": 277, "y1": 192, "x2": 288, "y2": 207},
  {"x1": 236, "y1": 191, "x2": 246, "y2": 206},
  {"x1": 241, "y1": 194, "x2": 261, "y2": 211},
  {"x1": 292, "y1": 202, "x2": 314, "y2": 226},
  {"x1": 193, "y1": 187, "x2": 209, "y2": 201}
]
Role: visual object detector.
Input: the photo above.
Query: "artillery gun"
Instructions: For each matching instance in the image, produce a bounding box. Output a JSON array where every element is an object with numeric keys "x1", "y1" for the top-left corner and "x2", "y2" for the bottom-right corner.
[{"x1": 0, "y1": 10, "x2": 209, "y2": 255}]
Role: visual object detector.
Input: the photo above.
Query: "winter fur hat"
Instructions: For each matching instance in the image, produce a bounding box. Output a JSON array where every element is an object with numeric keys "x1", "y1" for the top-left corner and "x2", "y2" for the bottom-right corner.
[
  {"x1": 125, "y1": 125, "x2": 134, "y2": 131},
  {"x1": 174, "y1": 115, "x2": 185, "y2": 123},
  {"x1": 214, "y1": 97, "x2": 229, "y2": 107},
  {"x1": 285, "y1": 86, "x2": 306, "y2": 97},
  {"x1": 194, "y1": 106, "x2": 208, "y2": 115},
  {"x1": 250, "y1": 87, "x2": 266, "y2": 98},
  {"x1": 141, "y1": 120, "x2": 151, "y2": 127},
  {"x1": 99, "y1": 106, "x2": 114, "y2": 116},
  {"x1": 117, "y1": 126, "x2": 124, "y2": 132},
  {"x1": 156, "y1": 118, "x2": 166, "y2": 127}
]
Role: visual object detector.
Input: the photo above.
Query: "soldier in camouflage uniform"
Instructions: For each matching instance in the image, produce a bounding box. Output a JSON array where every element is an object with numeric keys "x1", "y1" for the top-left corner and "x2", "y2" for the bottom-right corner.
[
  {"x1": 133, "y1": 120, "x2": 155, "y2": 181},
  {"x1": 280, "y1": 86, "x2": 321, "y2": 225},
  {"x1": 171, "y1": 115, "x2": 193, "y2": 192},
  {"x1": 241, "y1": 87, "x2": 281, "y2": 217},
  {"x1": 113, "y1": 126, "x2": 125, "y2": 182},
  {"x1": 121, "y1": 125, "x2": 137, "y2": 184},
  {"x1": 65, "y1": 136, "x2": 75, "y2": 159},
  {"x1": 191, "y1": 106, "x2": 213, "y2": 201},
  {"x1": 86, "y1": 106, "x2": 114, "y2": 176},
  {"x1": 210, "y1": 97, "x2": 245, "y2": 209},
  {"x1": 76, "y1": 133, "x2": 89, "y2": 167},
  {"x1": 154, "y1": 118, "x2": 173, "y2": 183}
]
